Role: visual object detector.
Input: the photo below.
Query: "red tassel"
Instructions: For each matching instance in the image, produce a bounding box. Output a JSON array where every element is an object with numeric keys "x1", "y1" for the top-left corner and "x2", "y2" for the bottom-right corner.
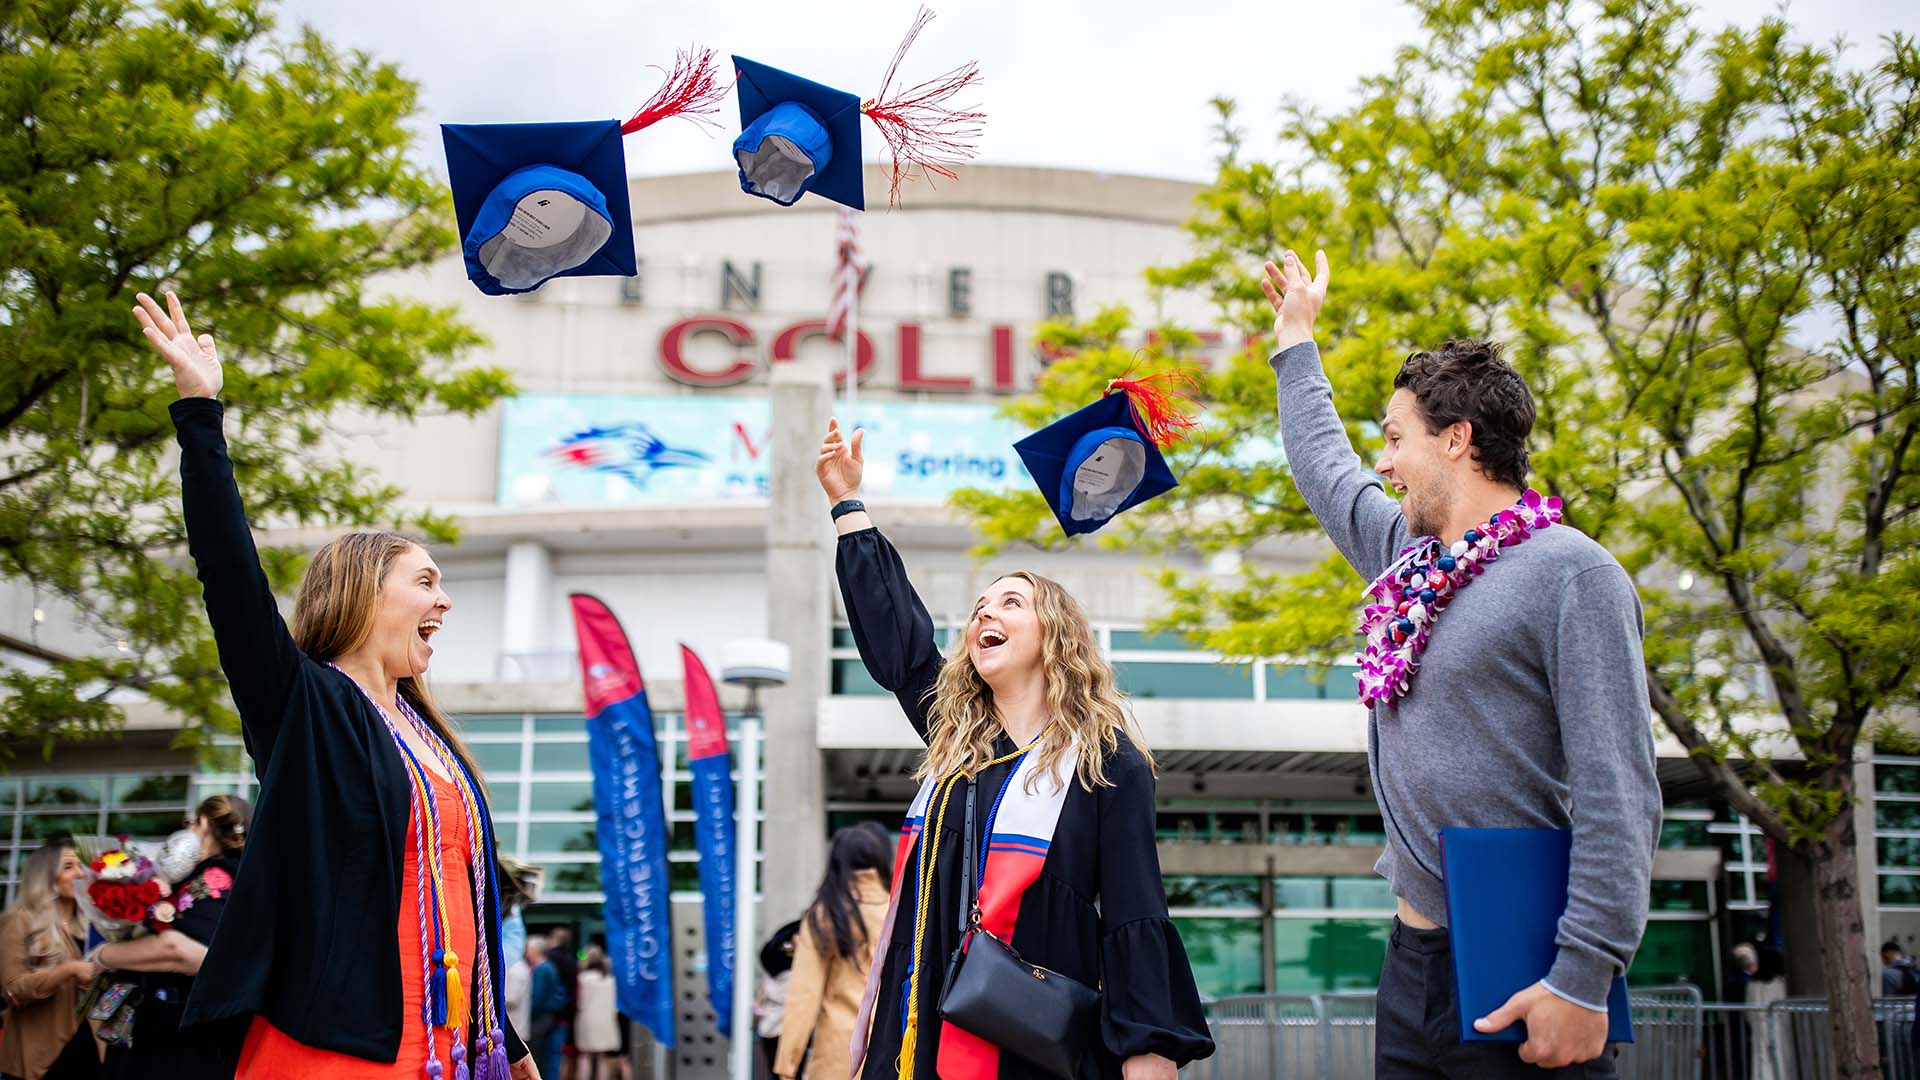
[
  {"x1": 1107, "y1": 368, "x2": 1204, "y2": 449},
  {"x1": 860, "y1": 7, "x2": 985, "y2": 206},
  {"x1": 622, "y1": 46, "x2": 730, "y2": 135}
]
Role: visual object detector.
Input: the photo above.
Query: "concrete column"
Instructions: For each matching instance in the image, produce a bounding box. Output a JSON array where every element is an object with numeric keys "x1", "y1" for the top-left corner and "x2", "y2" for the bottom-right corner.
[
  {"x1": 761, "y1": 361, "x2": 833, "y2": 921},
  {"x1": 501, "y1": 541, "x2": 554, "y2": 679}
]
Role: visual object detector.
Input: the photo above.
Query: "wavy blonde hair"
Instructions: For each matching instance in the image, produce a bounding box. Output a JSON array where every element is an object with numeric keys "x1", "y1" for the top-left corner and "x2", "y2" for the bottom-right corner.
[
  {"x1": 6, "y1": 843, "x2": 80, "y2": 972},
  {"x1": 916, "y1": 571, "x2": 1152, "y2": 792}
]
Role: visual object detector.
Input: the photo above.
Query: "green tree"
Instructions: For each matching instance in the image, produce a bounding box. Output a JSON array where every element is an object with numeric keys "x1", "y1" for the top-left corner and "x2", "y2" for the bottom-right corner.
[
  {"x1": 0, "y1": 0, "x2": 509, "y2": 756},
  {"x1": 958, "y1": 2, "x2": 1918, "y2": 1074}
]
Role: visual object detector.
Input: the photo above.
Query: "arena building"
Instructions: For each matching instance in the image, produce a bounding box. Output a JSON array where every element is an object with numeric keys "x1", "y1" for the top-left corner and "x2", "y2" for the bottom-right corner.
[{"x1": 4, "y1": 164, "x2": 1912, "y2": 1075}]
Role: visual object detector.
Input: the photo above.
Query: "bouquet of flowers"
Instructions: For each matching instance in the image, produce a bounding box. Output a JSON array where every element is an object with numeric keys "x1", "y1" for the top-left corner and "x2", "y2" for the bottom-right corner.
[{"x1": 74, "y1": 832, "x2": 218, "y2": 938}]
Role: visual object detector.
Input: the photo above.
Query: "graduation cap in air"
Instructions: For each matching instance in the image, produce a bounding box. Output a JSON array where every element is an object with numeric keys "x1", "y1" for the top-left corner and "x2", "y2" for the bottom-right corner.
[
  {"x1": 1014, "y1": 371, "x2": 1203, "y2": 537},
  {"x1": 731, "y1": 7, "x2": 985, "y2": 210},
  {"x1": 442, "y1": 48, "x2": 729, "y2": 296}
]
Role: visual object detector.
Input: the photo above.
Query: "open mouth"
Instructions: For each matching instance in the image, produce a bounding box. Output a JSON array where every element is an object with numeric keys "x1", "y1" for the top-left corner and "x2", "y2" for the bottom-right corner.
[
  {"x1": 417, "y1": 619, "x2": 442, "y2": 645},
  {"x1": 977, "y1": 628, "x2": 1007, "y2": 652},
  {"x1": 1390, "y1": 481, "x2": 1409, "y2": 496}
]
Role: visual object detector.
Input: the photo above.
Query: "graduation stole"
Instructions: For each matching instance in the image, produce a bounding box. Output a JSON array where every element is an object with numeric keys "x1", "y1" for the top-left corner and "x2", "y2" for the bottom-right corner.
[{"x1": 849, "y1": 731, "x2": 1077, "y2": 1079}]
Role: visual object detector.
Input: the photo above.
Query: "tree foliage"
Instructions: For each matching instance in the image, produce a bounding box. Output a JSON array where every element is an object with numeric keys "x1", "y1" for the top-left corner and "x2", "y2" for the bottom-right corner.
[{"x1": 0, "y1": 0, "x2": 510, "y2": 755}]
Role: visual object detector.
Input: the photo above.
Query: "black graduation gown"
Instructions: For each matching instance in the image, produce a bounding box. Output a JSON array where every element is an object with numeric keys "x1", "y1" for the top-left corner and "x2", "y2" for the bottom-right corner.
[
  {"x1": 837, "y1": 527, "x2": 1214, "y2": 1080},
  {"x1": 103, "y1": 854, "x2": 247, "y2": 1079}
]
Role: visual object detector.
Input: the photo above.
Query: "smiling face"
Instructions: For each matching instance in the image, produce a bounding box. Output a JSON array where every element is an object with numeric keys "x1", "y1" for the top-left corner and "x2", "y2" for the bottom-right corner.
[
  {"x1": 1375, "y1": 388, "x2": 1462, "y2": 539},
  {"x1": 371, "y1": 544, "x2": 450, "y2": 679},
  {"x1": 966, "y1": 575, "x2": 1043, "y2": 684},
  {"x1": 54, "y1": 847, "x2": 82, "y2": 901}
]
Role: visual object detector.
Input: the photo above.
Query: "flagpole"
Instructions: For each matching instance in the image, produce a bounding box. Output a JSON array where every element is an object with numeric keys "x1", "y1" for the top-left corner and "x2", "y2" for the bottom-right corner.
[
  {"x1": 730, "y1": 715, "x2": 760, "y2": 1080},
  {"x1": 844, "y1": 261, "x2": 859, "y2": 409}
]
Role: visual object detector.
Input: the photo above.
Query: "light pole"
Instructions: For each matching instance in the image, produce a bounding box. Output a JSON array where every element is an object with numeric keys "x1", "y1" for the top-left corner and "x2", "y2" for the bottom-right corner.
[{"x1": 720, "y1": 640, "x2": 787, "y2": 1080}]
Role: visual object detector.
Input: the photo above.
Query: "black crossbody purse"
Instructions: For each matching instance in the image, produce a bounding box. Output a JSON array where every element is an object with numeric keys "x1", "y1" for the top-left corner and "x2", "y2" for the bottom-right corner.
[{"x1": 936, "y1": 778, "x2": 1101, "y2": 1079}]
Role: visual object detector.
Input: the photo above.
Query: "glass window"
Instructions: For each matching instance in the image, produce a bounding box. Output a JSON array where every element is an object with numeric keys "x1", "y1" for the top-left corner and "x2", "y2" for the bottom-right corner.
[
  {"x1": 1156, "y1": 811, "x2": 1208, "y2": 844},
  {"x1": 1879, "y1": 836, "x2": 1920, "y2": 867},
  {"x1": 1329, "y1": 876, "x2": 1395, "y2": 911},
  {"x1": 483, "y1": 782, "x2": 520, "y2": 812},
  {"x1": 532, "y1": 742, "x2": 591, "y2": 773},
  {"x1": 470, "y1": 743, "x2": 523, "y2": 775},
  {"x1": 106, "y1": 812, "x2": 183, "y2": 839},
  {"x1": 1880, "y1": 874, "x2": 1920, "y2": 905},
  {"x1": 0, "y1": 779, "x2": 18, "y2": 808},
  {"x1": 530, "y1": 783, "x2": 595, "y2": 813},
  {"x1": 1876, "y1": 801, "x2": 1920, "y2": 831},
  {"x1": 1115, "y1": 662, "x2": 1254, "y2": 700},
  {"x1": 21, "y1": 813, "x2": 98, "y2": 841},
  {"x1": 1272, "y1": 813, "x2": 1378, "y2": 846},
  {"x1": 528, "y1": 822, "x2": 596, "y2": 853},
  {"x1": 831, "y1": 627, "x2": 857, "y2": 648},
  {"x1": 457, "y1": 716, "x2": 526, "y2": 736},
  {"x1": 1164, "y1": 876, "x2": 1261, "y2": 910},
  {"x1": 1659, "y1": 819, "x2": 1712, "y2": 848},
  {"x1": 546, "y1": 862, "x2": 603, "y2": 895},
  {"x1": 1211, "y1": 813, "x2": 1262, "y2": 845},
  {"x1": 669, "y1": 859, "x2": 701, "y2": 893},
  {"x1": 831, "y1": 659, "x2": 887, "y2": 696},
  {"x1": 1108, "y1": 629, "x2": 1194, "y2": 652},
  {"x1": 1726, "y1": 874, "x2": 1752, "y2": 905},
  {"x1": 1172, "y1": 917, "x2": 1265, "y2": 996},
  {"x1": 1877, "y1": 764, "x2": 1920, "y2": 795},
  {"x1": 111, "y1": 775, "x2": 188, "y2": 807},
  {"x1": 533, "y1": 716, "x2": 590, "y2": 736},
  {"x1": 670, "y1": 820, "x2": 696, "y2": 851},
  {"x1": 25, "y1": 779, "x2": 101, "y2": 809},
  {"x1": 1272, "y1": 918, "x2": 1389, "y2": 993},
  {"x1": 1648, "y1": 880, "x2": 1710, "y2": 912},
  {"x1": 1627, "y1": 920, "x2": 1715, "y2": 990},
  {"x1": 1272, "y1": 877, "x2": 1331, "y2": 910}
]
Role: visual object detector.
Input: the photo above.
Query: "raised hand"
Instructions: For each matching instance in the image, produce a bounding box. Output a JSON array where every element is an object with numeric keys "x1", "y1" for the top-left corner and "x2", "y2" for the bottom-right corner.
[
  {"x1": 133, "y1": 291, "x2": 222, "y2": 399},
  {"x1": 816, "y1": 417, "x2": 865, "y2": 504},
  {"x1": 1261, "y1": 249, "x2": 1331, "y2": 353}
]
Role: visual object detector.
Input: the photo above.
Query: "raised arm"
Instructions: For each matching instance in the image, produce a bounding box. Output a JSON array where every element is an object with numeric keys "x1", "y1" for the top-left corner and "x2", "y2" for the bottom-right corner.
[
  {"x1": 818, "y1": 419, "x2": 943, "y2": 741},
  {"x1": 137, "y1": 291, "x2": 306, "y2": 769},
  {"x1": 1262, "y1": 251, "x2": 1411, "y2": 580}
]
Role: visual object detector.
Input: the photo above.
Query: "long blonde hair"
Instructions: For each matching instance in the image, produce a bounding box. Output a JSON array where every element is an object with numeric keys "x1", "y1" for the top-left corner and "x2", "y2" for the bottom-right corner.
[
  {"x1": 6, "y1": 843, "x2": 80, "y2": 972},
  {"x1": 292, "y1": 531, "x2": 485, "y2": 787},
  {"x1": 917, "y1": 571, "x2": 1152, "y2": 791}
]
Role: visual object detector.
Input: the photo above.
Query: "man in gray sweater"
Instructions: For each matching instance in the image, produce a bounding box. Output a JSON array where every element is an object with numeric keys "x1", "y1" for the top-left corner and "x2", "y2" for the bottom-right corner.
[{"x1": 1262, "y1": 249, "x2": 1661, "y2": 1076}]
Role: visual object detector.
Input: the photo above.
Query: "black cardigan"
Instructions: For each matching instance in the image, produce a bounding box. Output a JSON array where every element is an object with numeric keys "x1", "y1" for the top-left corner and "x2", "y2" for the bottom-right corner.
[{"x1": 170, "y1": 398, "x2": 526, "y2": 1064}]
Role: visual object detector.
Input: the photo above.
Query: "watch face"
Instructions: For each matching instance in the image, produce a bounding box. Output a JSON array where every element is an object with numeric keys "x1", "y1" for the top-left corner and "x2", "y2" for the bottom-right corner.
[{"x1": 1069, "y1": 437, "x2": 1145, "y2": 521}]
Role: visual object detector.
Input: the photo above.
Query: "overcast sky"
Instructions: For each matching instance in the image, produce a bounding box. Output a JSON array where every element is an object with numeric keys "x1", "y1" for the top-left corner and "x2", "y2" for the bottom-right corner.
[{"x1": 278, "y1": 0, "x2": 1917, "y2": 183}]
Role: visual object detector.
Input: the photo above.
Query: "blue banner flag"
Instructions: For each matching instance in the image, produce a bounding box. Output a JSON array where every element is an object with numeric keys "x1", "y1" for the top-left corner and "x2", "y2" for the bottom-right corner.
[
  {"x1": 569, "y1": 593, "x2": 675, "y2": 1047},
  {"x1": 679, "y1": 644, "x2": 737, "y2": 1037}
]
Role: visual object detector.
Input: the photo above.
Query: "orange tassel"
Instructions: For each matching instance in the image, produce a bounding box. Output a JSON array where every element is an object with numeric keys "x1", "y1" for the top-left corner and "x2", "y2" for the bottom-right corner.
[
  {"x1": 860, "y1": 7, "x2": 985, "y2": 206},
  {"x1": 622, "y1": 47, "x2": 730, "y2": 135},
  {"x1": 1107, "y1": 368, "x2": 1204, "y2": 448},
  {"x1": 444, "y1": 951, "x2": 467, "y2": 1030}
]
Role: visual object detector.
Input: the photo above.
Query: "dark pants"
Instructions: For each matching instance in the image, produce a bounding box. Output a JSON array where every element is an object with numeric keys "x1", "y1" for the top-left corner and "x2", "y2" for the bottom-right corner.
[
  {"x1": 529, "y1": 1014, "x2": 562, "y2": 1080},
  {"x1": 1376, "y1": 918, "x2": 1620, "y2": 1079}
]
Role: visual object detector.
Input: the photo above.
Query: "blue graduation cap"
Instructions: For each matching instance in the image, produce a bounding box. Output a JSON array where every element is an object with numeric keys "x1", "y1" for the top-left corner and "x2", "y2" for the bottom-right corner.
[
  {"x1": 442, "y1": 49, "x2": 727, "y2": 296},
  {"x1": 731, "y1": 8, "x2": 984, "y2": 210},
  {"x1": 1014, "y1": 374, "x2": 1201, "y2": 537}
]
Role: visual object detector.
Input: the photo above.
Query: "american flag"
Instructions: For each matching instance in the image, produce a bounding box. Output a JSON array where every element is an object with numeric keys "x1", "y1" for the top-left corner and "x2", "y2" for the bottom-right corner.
[{"x1": 827, "y1": 208, "x2": 866, "y2": 341}]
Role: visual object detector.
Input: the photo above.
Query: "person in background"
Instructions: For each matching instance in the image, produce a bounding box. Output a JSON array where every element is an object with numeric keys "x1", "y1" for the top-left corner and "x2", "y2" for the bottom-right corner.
[
  {"x1": 547, "y1": 928, "x2": 578, "y2": 1080},
  {"x1": 753, "y1": 920, "x2": 801, "y2": 1079},
  {"x1": 529, "y1": 937, "x2": 568, "y2": 1080},
  {"x1": 0, "y1": 841, "x2": 102, "y2": 1080},
  {"x1": 774, "y1": 826, "x2": 893, "y2": 1080},
  {"x1": 96, "y1": 796, "x2": 253, "y2": 1079},
  {"x1": 571, "y1": 948, "x2": 618, "y2": 1080},
  {"x1": 505, "y1": 942, "x2": 535, "y2": 1048},
  {"x1": 1882, "y1": 940, "x2": 1918, "y2": 997}
]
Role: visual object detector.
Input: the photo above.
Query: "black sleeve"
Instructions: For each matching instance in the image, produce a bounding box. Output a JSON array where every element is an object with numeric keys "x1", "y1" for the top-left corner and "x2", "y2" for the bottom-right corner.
[
  {"x1": 835, "y1": 526, "x2": 943, "y2": 743},
  {"x1": 504, "y1": 1008, "x2": 527, "y2": 1062},
  {"x1": 171, "y1": 398, "x2": 307, "y2": 770},
  {"x1": 1096, "y1": 746, "x2": 1215, "y2": 1067}
]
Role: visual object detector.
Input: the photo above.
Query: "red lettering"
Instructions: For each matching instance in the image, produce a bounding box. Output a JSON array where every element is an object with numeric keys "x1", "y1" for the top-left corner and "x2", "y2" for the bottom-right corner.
[
  {"x1": 991, "y1": 325, "x2": 1016, "y2": 392},
  {"x1": 732, "y1": 423, "x2": 766, "y2": 460},
  {"x1": 660, "y1": 317, "x2": 757, "y2": 386},
  {"x1": 770, "y1": 321, "x2": 875, "y2": 388},
  {"x1": 896, "y1": 323, "x2": 972, "y2": 392}
]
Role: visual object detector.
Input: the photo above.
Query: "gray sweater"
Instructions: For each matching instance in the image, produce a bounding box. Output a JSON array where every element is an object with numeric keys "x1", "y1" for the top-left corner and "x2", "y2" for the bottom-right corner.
[{"x1": 1272, "y1": 341, "x2": 1662, "y2": 1010}]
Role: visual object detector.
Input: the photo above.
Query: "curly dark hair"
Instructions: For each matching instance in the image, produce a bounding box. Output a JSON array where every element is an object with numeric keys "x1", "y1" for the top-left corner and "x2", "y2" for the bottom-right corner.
[{"x1": 1392, "y1": 340, "x2": 1535, "y2": 489}]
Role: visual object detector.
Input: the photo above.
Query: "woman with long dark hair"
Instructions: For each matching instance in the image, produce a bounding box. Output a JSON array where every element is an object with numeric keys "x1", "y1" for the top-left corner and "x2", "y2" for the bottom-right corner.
[
  {"x1": 775, "y1": 824, "x2": 895, "y2": 1080},
  {"x1": 134, "y1": 291, "x2": 535, "y2": 1080},
  {"x1": 95, "y1": 795, "x2": 252, "y2": 1079},
  {"x1": 816, "y1": 419, "x2": 1213, "y2": 1080},
  {"x1": 0, "y1": 842, "x2": 102, "y2": 1080}
]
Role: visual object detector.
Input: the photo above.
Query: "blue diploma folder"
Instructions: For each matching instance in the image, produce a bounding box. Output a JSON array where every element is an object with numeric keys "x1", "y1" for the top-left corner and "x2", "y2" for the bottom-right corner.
[{"x1": 1438, "y1": 827, "x2": 1635, "y2": 1044}]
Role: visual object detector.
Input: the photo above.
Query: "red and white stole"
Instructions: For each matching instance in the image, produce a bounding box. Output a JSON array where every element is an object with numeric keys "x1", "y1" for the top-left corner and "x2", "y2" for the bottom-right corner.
[{"x1": 849, "y1": 737, "x2": 1077, "y2": 1078}]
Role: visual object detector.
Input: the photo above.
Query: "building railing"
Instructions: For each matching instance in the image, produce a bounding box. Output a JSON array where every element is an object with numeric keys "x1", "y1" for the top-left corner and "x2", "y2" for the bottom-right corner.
[{"x1": 1184, "y1": 987, "x2": 1918, "y2": 1079}]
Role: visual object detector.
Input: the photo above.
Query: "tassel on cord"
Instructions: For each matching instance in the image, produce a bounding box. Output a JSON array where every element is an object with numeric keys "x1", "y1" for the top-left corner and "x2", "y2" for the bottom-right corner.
[
  {"x1": 622, "y1": 46, "x2": 730, "y2": 135},
  {"x1": 444, "y1": 950, "x2": 468, "y2": 1031},
  {"x1": 1108, "y1": 367, "x2": 1205, "y2": 448},
  {"x1": 450, "y1": 1040, "x2": 470, "y2": 1080},
  {"x1": 430, "y1": 948, "x2": 450, "y2": 1027},
  {"x1": 478, "y1": 1030, "x2": 511, "y2": 1080},
  {"x1": 860, "y1": 7, "x2": 985, "y2": 206}
]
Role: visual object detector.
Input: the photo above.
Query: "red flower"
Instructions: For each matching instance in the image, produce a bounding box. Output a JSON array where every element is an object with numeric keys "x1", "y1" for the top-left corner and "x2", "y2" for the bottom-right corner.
[
  {"x1": 200, "y1": 868, "x2": 233, "y2": 892},
  {"x1": 135, "y1": 880, "x2": 163, "y2": 904}
]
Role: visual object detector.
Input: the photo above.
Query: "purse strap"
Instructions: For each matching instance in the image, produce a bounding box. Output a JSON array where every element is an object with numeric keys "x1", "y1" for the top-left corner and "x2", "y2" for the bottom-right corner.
[{"x1": 957, "y1": 777, "x2": 979, "y2": 935}]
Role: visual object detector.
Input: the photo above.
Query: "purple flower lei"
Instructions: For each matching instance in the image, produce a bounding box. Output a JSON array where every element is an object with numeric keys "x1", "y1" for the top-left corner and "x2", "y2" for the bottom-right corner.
[{"x1": 1355, "y1": 489, "x2": 1564, "y2": 708}]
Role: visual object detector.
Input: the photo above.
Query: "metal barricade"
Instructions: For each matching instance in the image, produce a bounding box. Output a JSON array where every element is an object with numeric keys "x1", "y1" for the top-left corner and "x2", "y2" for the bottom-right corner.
[
  {"x1": 1188, "y1": 994, "x2": 1319, "y2": 1080},
  {"x1": 1313, "y1": 992, "x2": 1377, "y2": 1080},
  {"x1": 1616, "y1": 985, "x2": 1704, "y2": 1080}
]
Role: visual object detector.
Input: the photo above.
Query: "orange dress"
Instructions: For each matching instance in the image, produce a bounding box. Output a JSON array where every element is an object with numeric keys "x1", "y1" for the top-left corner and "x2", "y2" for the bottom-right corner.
[{"x1": 236, "y1": 763, "x2": 479, "y2": 1079}]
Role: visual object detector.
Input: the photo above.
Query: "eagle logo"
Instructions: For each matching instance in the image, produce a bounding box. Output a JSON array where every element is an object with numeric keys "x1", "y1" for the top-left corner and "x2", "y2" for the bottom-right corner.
[{"x1": 546, "y1": 423, "x2": 712, "y2": 489}]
